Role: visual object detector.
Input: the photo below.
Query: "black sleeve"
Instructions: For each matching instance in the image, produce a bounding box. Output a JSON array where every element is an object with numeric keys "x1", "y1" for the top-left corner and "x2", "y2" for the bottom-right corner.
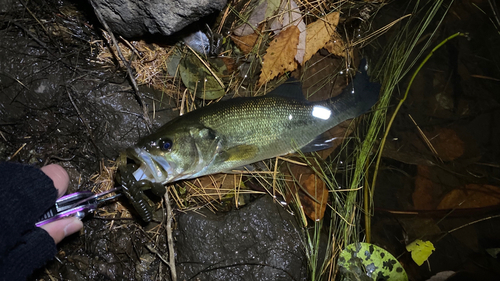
[{"x1": 0, "y1": 162, "x2": 59, "y2": 281}]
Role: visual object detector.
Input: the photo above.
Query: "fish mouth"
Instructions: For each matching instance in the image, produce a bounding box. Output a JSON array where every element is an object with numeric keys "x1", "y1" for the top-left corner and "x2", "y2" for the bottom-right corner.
[{"x1": 126, "y1": 147, "x2": 173, "y2": 184}]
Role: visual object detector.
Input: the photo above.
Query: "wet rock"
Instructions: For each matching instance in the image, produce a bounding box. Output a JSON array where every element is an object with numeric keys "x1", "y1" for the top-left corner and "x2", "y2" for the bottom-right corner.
[
  {"x1": 135, "y1": 253, "x2": 159, "y2": 280},
  {"x1": 0, "y1": 0, "x2": 20, "y2": 13},
  {"x1": 91, "y1": 0, "x2": 227, "y2": 38},
  {"x1": 60, "y1": 262, "x2": 87, "y2": 281},
  {"x1": 175, "y1": 196, "x2": 308, "y2": 281}
]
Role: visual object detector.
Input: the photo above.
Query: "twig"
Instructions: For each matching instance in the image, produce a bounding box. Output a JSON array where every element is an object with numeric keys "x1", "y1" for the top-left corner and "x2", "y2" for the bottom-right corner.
[
  {"x1": 164, "y1": 188, "x2": 177, "y2": 281},
  {"x1": 408, "y1": 114, "x2": 443, "y2": 163},
  {"x1": 470, "y1": 74, "x2": 500, "y2": 81},
  {"x1": 441, "y1": 214, "x2": 500, "y2": 238},
  {"x1": 11, "y1": 23, "x2": 56, "y2": 57},
  {"x1": 7, "y1": 143, "x2": 26, "y2": 160},
  {"x1": 119, "y1": 36, "x2": 142, "y2": 58},
  {"x1": 180, "y1": 88, "x2": 188, "y2": 116},
  {"x1": 353, "y1": 14, "x2": 412, "y2": 47},
  {"x1": 89, "y1": 0, "x2": 152, "y2": 129},
  {"x1": 272, "y1": 157, "x2": 279, "y2": 199},
  {"x1": 145, "y1": 244, "x2": 170, "y2": 265},
  {"x1": 44, "y1": 268, "x2": 56, "y2": 281},
  {"x1": 0, "y1": 70, "x2": 38, "y2": 104},
  {"x1": 18, "y1": 0, "x2": 49, "y2": 35},
  {"x1": 0, "y1": 131, "x2": 8, "y2": 143}
]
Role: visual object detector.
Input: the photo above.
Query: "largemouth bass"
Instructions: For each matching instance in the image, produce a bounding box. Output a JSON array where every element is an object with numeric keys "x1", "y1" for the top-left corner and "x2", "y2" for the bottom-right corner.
[{"x1": 127, "y1": 59, "x2": 380, "y2": 185}]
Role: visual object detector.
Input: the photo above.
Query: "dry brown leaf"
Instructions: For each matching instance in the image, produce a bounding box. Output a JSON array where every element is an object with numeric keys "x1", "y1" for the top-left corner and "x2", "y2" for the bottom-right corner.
[
  {"x1": 324, "y1": 31, "x2": 351, "y2": 58},
  {"x1": 269, "y1": 0, "x2": 306, "y2": 64},
  {"x1": 221, "y1": 57, "x2": 236, "y2": 73},
  {"x1": 303, "y1": 12, "x2": 340, "y2": 64},
  {"x1": 429, "y1": 128, "x2": 465, "y2": 161},
  {"x1": 299, "y1": 173, "x2": 329, "y2": 221},
  {"x1": 258, "y1": 25, "x2": 299, "y2": 85},
  {"x1": 437, "y1": 184, "x2": 500, "y2": 209},
  {"x1": 231, "y1": 33, "x2": 259, "y2": 54},
  {"x1": 286, "y1": 164, "x2": 329, "y2": 221},
  {"x1": 413, "y1": 165, "x2": 440, "y2": 210}
]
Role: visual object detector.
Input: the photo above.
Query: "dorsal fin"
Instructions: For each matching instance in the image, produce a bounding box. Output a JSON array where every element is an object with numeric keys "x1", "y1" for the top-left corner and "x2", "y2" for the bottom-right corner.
[{"x1": 266, "y1": 77, "x2": 306, "y2": 100}]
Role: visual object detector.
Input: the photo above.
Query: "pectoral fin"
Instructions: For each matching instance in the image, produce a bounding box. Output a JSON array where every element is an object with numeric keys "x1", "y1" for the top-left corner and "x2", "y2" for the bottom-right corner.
[{"x1": 221, "y1": 144, "x2": 259, "y2": 162}]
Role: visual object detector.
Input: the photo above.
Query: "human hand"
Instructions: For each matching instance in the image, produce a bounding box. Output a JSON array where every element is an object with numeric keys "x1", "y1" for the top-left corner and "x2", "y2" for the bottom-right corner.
[
  {"x1": 39, "y1": 164, "x2": 83, "y2": 244},
  {"x1": 0, "y1": 162, "x2": 85, "y2": 279}
]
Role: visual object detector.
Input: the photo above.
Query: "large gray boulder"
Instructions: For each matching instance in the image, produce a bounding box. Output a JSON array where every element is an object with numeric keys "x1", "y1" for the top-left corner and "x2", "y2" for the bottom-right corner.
[
  {"x1": 174, "y1": 196, "x2": 308, "y2": 281},
  {"x1": 90, "y1": 0, "x2": 227, "y2": 38}
]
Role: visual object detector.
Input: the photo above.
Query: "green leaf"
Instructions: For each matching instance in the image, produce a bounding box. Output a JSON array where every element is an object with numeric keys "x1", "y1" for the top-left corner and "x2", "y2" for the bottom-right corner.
[
  {"x1": 338, "y1": 242, "x2": 408, "y2": 281},
  {"x1": 406, "y1": 239, "x2": 435, "y2": 266},
  {"x1": 166, "y1": 47, "x2": 182, "y2": 77},
  {"x1": 179, "y1": 51, "x2": 226, "y2": 100}
]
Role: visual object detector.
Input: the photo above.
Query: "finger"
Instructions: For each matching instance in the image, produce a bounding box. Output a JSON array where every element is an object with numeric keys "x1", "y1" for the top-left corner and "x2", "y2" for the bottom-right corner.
[
  {"x1": 40, "y1": 217, "x2": 83, "y2": 244},
  {"x1": 41, "y1": 164, "x2": 70, "y2": 198}
]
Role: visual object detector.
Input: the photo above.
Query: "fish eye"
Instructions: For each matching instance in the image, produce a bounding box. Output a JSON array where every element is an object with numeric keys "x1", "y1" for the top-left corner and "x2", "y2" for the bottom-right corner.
[{"x1": 159, "y1": 139, "x2": 172, "y2": 151}]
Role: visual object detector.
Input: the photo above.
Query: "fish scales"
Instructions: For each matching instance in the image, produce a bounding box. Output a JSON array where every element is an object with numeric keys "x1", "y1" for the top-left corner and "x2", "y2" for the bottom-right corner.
[
  {"x1": 198, "y1": 97, "x2": 341, "y2": 158},
  {"x1": 126, "y1": 59, "x2": 381, "y2": 184}
]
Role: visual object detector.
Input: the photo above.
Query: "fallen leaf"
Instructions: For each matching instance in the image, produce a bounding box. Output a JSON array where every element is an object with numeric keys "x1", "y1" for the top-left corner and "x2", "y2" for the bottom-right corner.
[
  {"x1": 286, "y1": 164, "x2": 329, "y2": 221},
  {"x1": 258, "y1": 25, "x2": 299, "y2": 85},
  {"x1": 486, "y1": 248, "x2": 500, "y2": 258},
  {"x1": 220, "y1": 57, "x2": 236, "y2": 73},
  {"x1": 406, "y1": 240, "x2": 435, "y2": 266},
  {"x1": 231, "y1": 32, "x2": 259, "y2": 54},
  {"x1": 437, "y1": 184, "x2": 500, "y2": 209},
  {"x1": 303, "y1": 12, "x2": 340, "y2": 64},
  {"x1": 295, "y1": 20, "x2": 306, "y2": 64},
  {"x1": 270, "y1": 0, "x2": 303, "y2": 32},
  {"x1": 233, "y1": 0, "x2": 280, "y2": 36},
  {"x1": 340, "y1": 243, "x2": 408, "y2": 280},
  {"x1": 264, "y1": 0, "x2": 281, "y2": 19},
  {"x1": 413, "y1": 165, "x2": 439, "y2": 210},
  {"x1": 270, "y1": 0, "x2": 306, "y2": 64},
  {"x1": 299, "y1": 173, "x2": 329, "y2": 221},
  {"x1": 324, "y1": 31, "x2": 350, "y2": 58},
  {"x1": 382, "y1": 131, "x2": 439, "y2": 166},
  {"x1": 429, "y1": 128, "x2": 465, "y2": 161},
  {"x1": 179, "y1": 53, "x2": 226, "y2": 100}
]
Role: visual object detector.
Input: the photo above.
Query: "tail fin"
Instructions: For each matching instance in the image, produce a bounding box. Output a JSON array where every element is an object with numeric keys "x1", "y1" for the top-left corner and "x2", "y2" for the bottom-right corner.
[
  {"x1": 327, "y1": 58, "x2": 381, "y2": 119},
  {"x1": 342, "y1": 58, "x2": 381, "y2": 114}
]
